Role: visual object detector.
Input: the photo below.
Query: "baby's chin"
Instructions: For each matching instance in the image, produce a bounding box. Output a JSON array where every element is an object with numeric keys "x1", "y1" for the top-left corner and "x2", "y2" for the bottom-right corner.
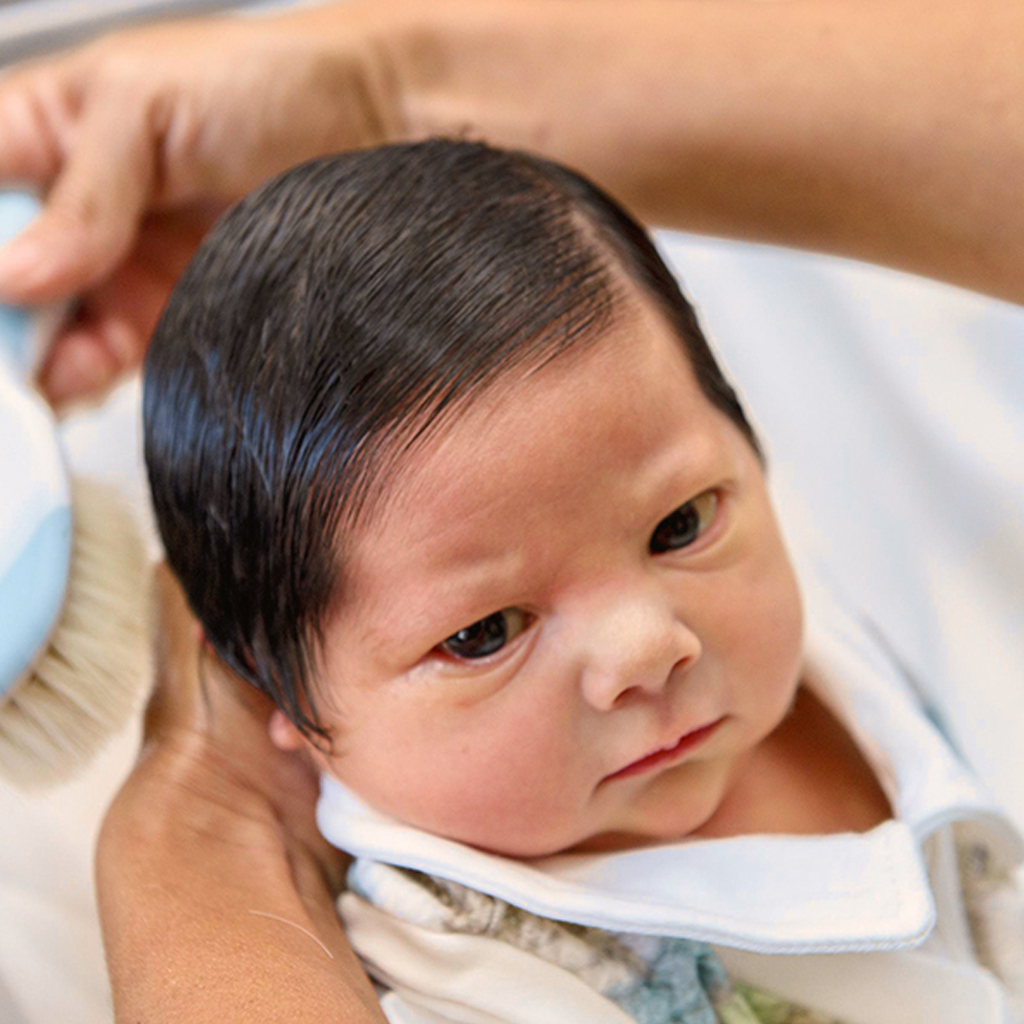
[
  {"x1": 438, "y1": 823, "x2": 600, "y2": 861},
  {"x1": 525, "y1": 808, "x2": 719, "y2": 857},
  {"x1": 454, "y1": 802, "x2": 720, "y2": 860},
  {"x1": 403, "y1": 768, "x2": 740, "y2": 860},
  {"x1": 564, "y1": 829, "x2": 678, "y2": 855}
]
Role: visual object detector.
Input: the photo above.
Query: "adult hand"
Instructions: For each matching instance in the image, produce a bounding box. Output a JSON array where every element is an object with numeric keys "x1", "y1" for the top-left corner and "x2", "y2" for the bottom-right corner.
[
  {"x1": 97, "y1": 565, "x2": 385, "y2": 1023},
  {"x1": 0, "y1": 7, "x2": 399, "y2": 406}
]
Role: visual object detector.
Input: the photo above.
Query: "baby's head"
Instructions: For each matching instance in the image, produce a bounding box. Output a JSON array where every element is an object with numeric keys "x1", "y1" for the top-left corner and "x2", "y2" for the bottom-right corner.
[{"x1": 145, "y1": 140, "x2": 803, "y2": 857}]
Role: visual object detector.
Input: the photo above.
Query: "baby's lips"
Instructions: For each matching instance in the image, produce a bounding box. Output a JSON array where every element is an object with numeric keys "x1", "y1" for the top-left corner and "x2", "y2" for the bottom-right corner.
[{"x1": 604, "y1": 716, "x2": 726, "y2": 781}]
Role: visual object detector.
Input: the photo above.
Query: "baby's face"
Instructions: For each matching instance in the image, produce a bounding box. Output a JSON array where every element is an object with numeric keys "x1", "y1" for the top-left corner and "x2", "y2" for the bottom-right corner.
[{"x1": 297, "y1": 300, "x2": 803, "y2": 857}]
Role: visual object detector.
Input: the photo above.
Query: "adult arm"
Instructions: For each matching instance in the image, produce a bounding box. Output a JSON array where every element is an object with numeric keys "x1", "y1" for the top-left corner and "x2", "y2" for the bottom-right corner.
[
  {"x1": 0, "y1": 0, "x2": 1020, "y2": 393},
  {"x1": 96, "y1": 568, "x2": 387, "y2": 1023},
  {"x1": 384, "y1": 0, "x2": 1024, "y2": 303}
]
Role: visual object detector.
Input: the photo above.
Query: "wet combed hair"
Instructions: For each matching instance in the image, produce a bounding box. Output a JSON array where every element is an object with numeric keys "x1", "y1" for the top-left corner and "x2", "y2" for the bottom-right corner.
[{"x1": 144, "y1": 139, "x2": 759, "y2": 742}]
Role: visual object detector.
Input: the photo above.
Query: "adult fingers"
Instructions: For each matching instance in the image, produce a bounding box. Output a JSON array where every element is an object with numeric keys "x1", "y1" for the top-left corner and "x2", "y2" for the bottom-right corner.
[
  {"x1": 148, "y1": 564, "x2": 278, "y2": 749},
  {"x1": 38, "y1": 325, "x2": 124, "y2": 408},
  {"x1": 0, "y1": 81, "x2": 159, "y2": 305},
  {"x1": 39, "y1": 203, "x2": 219, "y2": 406},
  {"x1": 146, "y1": 565, "x2": 261, "y2": 738},
  {"x1": 144, "y1": 563, "x2": 206, "y2": 742},
  {"x1": 39, "y1": 242, "x2": 172, "y2": 405},
  {"x1": 0, "y1": 56, "x2": 82, "y2": 185},
  {"x1": 147, "y1": 576, "x2": 336, "y2": 881}
]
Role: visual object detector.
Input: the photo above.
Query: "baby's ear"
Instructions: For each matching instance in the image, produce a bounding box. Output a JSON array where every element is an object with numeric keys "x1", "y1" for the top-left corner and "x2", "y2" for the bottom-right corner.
[{"x1": 268, "y1": 709, "x2": 307, "y2": 752}]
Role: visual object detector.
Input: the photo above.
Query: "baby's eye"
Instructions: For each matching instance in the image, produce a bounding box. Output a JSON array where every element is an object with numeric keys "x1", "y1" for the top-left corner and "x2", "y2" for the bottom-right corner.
[
  {"x1": 649, "y1": 491, "x2": 719, "y2": 554},
  {"x1": 439, "y1": 609, "x2": 531, "y2": 661}
]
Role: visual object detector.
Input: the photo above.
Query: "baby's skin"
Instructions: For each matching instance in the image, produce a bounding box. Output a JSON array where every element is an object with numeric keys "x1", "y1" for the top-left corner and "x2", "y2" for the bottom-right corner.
[{"x1": 271, "y1": 293, "x2": 891, "y2": 857}]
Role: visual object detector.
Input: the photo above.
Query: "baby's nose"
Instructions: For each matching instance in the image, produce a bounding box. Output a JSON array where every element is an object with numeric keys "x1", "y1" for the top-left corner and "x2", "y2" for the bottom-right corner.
[{"x1": 577, "y1": 594, "x2": 701, "y2": 712}]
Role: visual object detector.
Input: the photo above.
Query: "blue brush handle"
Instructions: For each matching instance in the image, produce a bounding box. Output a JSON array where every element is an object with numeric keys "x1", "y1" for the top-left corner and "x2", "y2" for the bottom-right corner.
[
  {"x1": 0, "y1": 193, "x2": 72, "y2": 700},
  {"x1": 0, "y1": 192, "x2": 45, "y2": 383}
]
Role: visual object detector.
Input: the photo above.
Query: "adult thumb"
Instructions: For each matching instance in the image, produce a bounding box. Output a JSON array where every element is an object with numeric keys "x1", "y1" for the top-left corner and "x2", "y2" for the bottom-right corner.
[{"x1": 0, "y1": 89, "x2": 157, "y2": 305}]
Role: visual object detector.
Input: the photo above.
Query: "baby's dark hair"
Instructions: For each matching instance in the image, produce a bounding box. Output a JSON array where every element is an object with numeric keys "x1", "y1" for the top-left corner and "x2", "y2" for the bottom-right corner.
[{"x1": 144, "y1": 139, "x2": 759, "y2": 742}]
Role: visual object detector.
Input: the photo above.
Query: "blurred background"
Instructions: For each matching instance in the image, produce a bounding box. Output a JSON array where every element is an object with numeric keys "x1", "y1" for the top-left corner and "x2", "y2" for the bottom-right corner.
[{"x1": 0, "y1": 0, "x2": 263, "y2": 64}]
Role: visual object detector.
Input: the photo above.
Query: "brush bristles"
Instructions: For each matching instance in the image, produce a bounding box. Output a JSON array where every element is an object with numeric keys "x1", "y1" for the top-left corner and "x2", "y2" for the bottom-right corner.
[{"x1": 0, "y1": 479, "x2": 152, "y2": 789}]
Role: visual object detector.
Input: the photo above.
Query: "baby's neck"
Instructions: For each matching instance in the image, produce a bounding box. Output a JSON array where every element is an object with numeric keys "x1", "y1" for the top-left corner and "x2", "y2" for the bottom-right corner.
[{"x1": 691, "y1": 685, "x2": 892, "y2": 840}]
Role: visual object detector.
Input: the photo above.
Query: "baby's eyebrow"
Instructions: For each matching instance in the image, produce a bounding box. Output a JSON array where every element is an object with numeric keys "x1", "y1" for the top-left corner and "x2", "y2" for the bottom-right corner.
[{"x1": 349, "y1": 550, "x2": 532, "y2": 658}]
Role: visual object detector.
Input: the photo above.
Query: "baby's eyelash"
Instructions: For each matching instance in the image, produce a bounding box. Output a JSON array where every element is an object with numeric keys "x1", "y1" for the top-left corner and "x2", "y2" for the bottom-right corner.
[
  {"x1": 649, "y1": 490, "x2": 719, "y2": 554},
  {"x1": 438, "y1": 608, "x2": 532, "y2": 661}
]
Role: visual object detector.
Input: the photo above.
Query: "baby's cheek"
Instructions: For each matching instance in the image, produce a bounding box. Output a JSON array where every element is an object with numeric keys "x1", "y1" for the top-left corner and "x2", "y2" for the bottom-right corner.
[
  {"x1": 743, "y1": 554, "x2": 804, "y2": 719},
  {"x1": 409, "y1": 711, "x2": 587, "y2": 856},
  {"x1": 703, "y1": 544, "x2": 803, "y2": 719}
]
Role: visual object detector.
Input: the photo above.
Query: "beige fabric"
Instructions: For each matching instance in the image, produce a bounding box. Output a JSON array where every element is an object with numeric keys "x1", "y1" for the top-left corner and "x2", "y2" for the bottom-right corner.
[
  {"x1": 341, "y1": 892, "x2": 637, "y2": 1024},
  {"x1": 343, "y1": 876, "x2": 1021, "y2": 1024}
]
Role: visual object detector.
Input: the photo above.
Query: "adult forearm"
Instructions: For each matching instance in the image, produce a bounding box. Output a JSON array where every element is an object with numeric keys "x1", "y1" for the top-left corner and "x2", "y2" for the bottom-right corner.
[
  {"x1": 342, "y1": 0, "x2": 1024, "y2": 301},
  {"x1": 96, "y1": 763, "x2": 386, "y2": 1023},
  {"x1": 98, "y1": 813, "x2": 383, "y2": 1022},
  {"x1": 5, "y1": 0, "x2": 1019, "y2": 403}
]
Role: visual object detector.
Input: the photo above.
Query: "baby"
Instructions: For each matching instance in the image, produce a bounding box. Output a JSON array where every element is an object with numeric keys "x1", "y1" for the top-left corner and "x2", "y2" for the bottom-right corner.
[{"x1": 144, "y1": 141, "x2": 1023, "y2": 1024}]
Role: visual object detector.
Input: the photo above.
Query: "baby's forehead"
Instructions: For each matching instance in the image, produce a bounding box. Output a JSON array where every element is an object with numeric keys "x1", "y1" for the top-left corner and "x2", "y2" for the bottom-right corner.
[{"x1": 339, "y1": 313, "x2": 742, "y2": 601}]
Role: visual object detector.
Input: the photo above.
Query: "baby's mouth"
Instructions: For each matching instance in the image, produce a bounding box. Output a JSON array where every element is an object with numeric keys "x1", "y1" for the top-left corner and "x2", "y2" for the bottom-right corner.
[{"x1": 604, "y1": 717, "x2": 725, "y2": 782}]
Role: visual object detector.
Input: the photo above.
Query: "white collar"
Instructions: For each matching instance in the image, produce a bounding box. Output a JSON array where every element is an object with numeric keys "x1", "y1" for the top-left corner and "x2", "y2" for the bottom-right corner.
[{"x1": 317, "y1": 572, "x2": 1023, "y2": 955}]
